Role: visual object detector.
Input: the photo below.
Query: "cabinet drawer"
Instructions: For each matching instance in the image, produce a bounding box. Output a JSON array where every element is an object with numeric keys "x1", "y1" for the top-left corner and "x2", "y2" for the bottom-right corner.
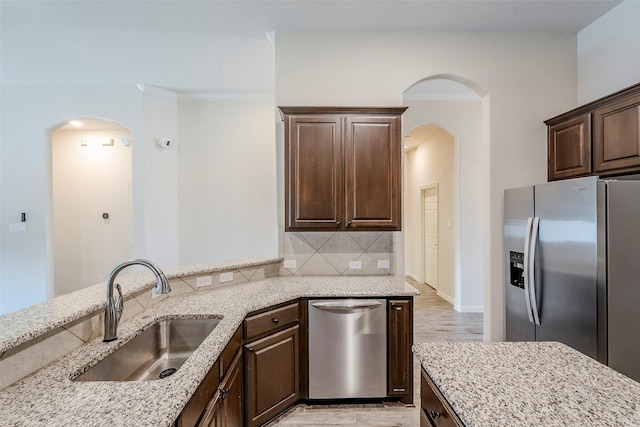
[
  {"x1": 421, "y1": 369, "x2": 463, "y2": 427},
  {"x1": 244, "y1": 303, "x2": 299, "y2": 340}
]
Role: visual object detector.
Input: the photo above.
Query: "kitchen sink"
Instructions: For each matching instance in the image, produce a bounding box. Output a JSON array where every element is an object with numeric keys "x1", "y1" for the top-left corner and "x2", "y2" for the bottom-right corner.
[{"x1": 74, "y1": 317, "x2": 221, "y2": 382}]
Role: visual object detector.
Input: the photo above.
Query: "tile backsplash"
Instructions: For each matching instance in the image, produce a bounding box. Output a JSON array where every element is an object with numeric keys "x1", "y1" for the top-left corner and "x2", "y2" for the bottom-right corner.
[{"x1": 279, "y1": 230, "x2": 396, "y2": 276}]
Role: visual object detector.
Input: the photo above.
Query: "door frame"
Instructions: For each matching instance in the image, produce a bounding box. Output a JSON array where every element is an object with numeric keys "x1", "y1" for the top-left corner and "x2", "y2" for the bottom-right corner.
[{"x1": 420, "y1": 183, "x2": 439, "y2": 290}]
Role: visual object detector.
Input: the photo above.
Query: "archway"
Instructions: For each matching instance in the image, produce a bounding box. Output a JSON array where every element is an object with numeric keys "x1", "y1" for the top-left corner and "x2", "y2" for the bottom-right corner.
[
  {"x1": 49, "y1": 118, "x2": 132, "y2": 296},
  {"x1": 403, "y1": 77, "x2": 485, "y2": 313}
]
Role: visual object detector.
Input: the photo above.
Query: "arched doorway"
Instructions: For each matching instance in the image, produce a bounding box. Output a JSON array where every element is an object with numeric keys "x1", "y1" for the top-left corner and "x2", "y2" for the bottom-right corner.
[
  {"x1": 403, "y1": 77, "x2": 485, "y2": 313},
  {"x1": 50, "y1": 119, "x2": 132, "y2": 296}
]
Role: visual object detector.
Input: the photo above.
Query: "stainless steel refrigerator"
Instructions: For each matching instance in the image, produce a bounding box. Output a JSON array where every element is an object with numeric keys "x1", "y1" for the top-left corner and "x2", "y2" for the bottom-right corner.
[{"x1": 504, "y1": 176, "x2": 640, "y2": 382}]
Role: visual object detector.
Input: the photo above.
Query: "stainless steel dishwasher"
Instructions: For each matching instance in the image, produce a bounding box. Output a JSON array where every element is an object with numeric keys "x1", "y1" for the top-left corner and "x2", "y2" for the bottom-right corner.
[{"x1": 308, "y1": 299, "x2": 387, "y2": 399}]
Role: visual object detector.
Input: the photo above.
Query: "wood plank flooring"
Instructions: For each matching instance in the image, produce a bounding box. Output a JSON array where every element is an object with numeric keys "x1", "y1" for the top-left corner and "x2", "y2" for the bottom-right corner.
[{"x1": 265, "y1": 278, "x2": 483, "y2": 426}]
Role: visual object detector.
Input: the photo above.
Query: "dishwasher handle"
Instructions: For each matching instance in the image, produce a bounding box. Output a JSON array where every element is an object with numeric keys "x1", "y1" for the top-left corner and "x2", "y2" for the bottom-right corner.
[{"x1": 311, "y1": 300, "x2": 383, "y2": 310}]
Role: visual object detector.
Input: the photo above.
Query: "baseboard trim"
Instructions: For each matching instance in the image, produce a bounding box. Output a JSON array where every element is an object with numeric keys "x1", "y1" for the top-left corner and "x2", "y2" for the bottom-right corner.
[
  {"x1": 436, "y1": 290, "x2": 455, "y2": 306},
  {"x1": 459, "y1": 306, "x2": 484, "y2": 313},
  {"x1": 406, "y1": 272, "x2": 421, "y2": 282}
]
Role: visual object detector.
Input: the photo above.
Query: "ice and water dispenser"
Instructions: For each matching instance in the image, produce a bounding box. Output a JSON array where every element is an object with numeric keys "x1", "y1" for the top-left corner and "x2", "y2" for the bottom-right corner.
[{"x1": 509, "y1": 251, "x2": 525, "y2": 288}]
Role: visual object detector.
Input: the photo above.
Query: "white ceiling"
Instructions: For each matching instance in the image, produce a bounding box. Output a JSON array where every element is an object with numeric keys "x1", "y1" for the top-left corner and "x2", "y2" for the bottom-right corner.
[{"x1": 17, "y1": 0, "x2": 621, "y2": 36}]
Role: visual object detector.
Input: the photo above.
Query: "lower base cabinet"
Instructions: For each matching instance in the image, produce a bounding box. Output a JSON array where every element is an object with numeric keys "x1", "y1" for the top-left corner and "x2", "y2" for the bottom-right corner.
[
  {"x1": 420, "y1": 368, "x2": 463, "y2": 427},
  {"x1": 180, "y1": 296, "x2": 413, "y2": 427},
  {"x1": 245, "y1": 325, "x2": 300, "y2": 427},
  {"x1": 199, "y1": 349, "x2": 243, "y2": 427}
]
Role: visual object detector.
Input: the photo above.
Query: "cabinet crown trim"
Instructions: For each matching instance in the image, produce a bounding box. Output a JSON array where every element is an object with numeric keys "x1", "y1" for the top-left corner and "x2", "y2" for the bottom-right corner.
[
  {"x1": 545, "y1": 81, "x2": 640, "y2": 125},
  {"x1": 278, "y1": 106, "x2": 408, "y2": 118}
]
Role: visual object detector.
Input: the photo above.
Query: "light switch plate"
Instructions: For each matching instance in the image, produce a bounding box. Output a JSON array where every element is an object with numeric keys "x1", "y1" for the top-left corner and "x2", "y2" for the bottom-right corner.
[
  {"x1": 377, "y1": 260, "x2": 391, "y2": 269},
  {"x1": 349, "y1": 261, "x2": 362, "y2": 269},
  {"x1": 196, "y1": 276, "x2": 212, "y2": 287},
  {"x1": 220, "y1": 272, "x2": 233, "y2": 283},
  {"x1": 284, "y1": 260, "x2": 297, "y2": 269}
]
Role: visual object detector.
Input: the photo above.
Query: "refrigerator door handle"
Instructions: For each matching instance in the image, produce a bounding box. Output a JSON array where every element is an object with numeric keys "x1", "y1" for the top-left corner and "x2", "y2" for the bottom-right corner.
[
  {"x1": 529, "y1": 216, "x2": 541, "y2": 326},
  {"x1": 523, "y1": 217, "x2": 535, "y2": 323}
]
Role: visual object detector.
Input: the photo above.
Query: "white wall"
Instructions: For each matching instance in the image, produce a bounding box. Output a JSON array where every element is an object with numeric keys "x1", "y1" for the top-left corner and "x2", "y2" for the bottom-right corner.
[
  {"x1": 405, "y1": 129, "x2": 455, "y2": 302},
  {"x1": 578, "y1": 1, "x2": 640, "y2": 104},
  {"x1": 0, "y1": 2, "x2": 275, "y2": 314},
  {"x1": 403, "y1": 100, "x2": 484, "y2": 311},
  {"x1": 0, "y1": 87, "x2": 143, "y2": 314},
  {"x1": 138, "y1": 88, "x2": 179, "y2": 268},
  {"x1": 52, "y1": 128, "x2": 132, "y2": 295},
  {"x1": 276, "y1": 31, "x2": 577, "y2": 340},
  {"x1": 177, "y1": 98, "x2": 278, "y2": 264}
]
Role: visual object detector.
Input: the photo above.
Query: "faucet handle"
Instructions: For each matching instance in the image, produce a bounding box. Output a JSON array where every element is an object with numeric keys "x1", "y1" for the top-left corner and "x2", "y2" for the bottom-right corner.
[{"x1": 114, "y1": 283, "x2": 124, "y2": 320}]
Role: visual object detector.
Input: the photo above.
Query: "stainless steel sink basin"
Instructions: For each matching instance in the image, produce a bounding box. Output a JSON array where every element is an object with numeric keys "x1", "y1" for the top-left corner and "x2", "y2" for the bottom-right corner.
[{"x1": 74, "y1": 317, "x2": 220, "y2": 382}]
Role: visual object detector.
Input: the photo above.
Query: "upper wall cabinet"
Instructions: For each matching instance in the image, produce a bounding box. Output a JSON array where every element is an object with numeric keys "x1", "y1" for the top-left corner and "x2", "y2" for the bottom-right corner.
[
  {"x1": 545, "y1": 82, "x2": 640, "y2": 181},
  {"x1": 280, "y1": 107, "x2": 407, "y2": 231}
]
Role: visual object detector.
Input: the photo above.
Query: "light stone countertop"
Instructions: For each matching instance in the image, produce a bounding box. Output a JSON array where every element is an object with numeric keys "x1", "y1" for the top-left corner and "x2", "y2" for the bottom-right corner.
[
  {"x1": 413, "y1": 341, "x2": 640, "y2": 427},
  {"x1": 0, "y1": 275, "x2": 418, "y2": 427}
]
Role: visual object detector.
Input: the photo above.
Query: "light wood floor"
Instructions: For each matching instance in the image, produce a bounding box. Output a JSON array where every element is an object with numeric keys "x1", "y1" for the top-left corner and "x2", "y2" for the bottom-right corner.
[{"x1": 265, "y1": 278, "x2": 483, "y2": 426}]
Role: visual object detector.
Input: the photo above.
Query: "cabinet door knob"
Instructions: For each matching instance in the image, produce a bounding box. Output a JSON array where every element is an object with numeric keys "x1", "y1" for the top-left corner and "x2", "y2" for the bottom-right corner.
[
  {"x1": 247, "y1": 347, "x2": 254, "y2": 353},
  {"x1": 272, "y1": 318, "x2": 279, "y2": 324},
  {"x1": 336, "y1": 221, "x2": 341, "y2": 227},
  {"x1": 346, "y1": 221, "x2": 352, "y2": 228},
  {"x1": 429, "y1": 410, "x2": 441, "y2": 419}
]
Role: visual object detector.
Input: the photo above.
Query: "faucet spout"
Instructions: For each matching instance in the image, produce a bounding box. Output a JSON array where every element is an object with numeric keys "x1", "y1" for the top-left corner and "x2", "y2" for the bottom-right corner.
[{"x1": 104, "y1": 259, "x2": 171, "y2": 342}]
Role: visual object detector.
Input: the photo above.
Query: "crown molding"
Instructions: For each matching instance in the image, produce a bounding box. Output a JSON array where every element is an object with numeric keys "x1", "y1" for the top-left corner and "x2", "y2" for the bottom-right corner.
[
  {"x1": 137, "y1": 84, "x2": 178, "y2": 100},
  {"x1": 177, "y1": 92, "x2": 275, "y2": 101},
  {"x1": 403, "y1": 93, "x2": 481, "y2": 102}
]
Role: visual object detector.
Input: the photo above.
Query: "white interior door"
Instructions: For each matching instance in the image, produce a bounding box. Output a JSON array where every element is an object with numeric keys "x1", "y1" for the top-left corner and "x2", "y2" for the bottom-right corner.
[{"x1": 423, "y1": 185, "x2": 439, "y2": 289}]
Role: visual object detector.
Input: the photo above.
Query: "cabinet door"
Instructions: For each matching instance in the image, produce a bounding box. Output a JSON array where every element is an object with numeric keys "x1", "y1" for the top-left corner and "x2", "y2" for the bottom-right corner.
[
  {"x1": 245, "y1": 325, "x2": 300, "y2": 427},
  {"x1": 221, "y1": 349, "x2": 243, "y2": 427},
  {"x1": 345, "y1": 115, "x2": 401, "y2": 230},
  {"x1": 547, "y1": 113, "x2": 591, "y2": 181},
  {"x1": 388, "y1": 299, "x2": 413, "y2": 404},
  {"x1": 285, "y1": 115, "x2": 343, "y2": 230},
  {"x1": 593, "y1": 92, "x2": 640, "y2": 174},
  {"x1": 198, "y1": 350, "x2": 243, "y2": 427}
]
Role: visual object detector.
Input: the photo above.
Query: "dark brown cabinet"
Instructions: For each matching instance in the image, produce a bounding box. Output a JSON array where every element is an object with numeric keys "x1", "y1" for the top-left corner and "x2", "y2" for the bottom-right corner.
[
  {"x1": 244, "y1": 326, "x2": 300, "y2": 427},
  {"x1": 547, "y1": 113, "x2": 591, "y2": 181},
  {"x1": 176, "y1": 327, "x2": 243, "y2": 427},
  {"x1": 243, "y1": 302, "x2": 301, "y2": 427},
  {"x1": 387, "y1": 299, "x2": 414, "y2": 404},
  {"x1": 545, "y1": 82, "x2": 640, "y2": 181},
  {"x1": 593, "y1": 91, "x2": 640, "y2": 174},
  {"x1": 280, "y1": 107, "x2": 406, "y2": 231},
  {"x1": 420, "y1": 368, "x2": 463, "y2": 427},
  {"x1": 199, "y1": 349, "x2": 243, "y2": 427}
]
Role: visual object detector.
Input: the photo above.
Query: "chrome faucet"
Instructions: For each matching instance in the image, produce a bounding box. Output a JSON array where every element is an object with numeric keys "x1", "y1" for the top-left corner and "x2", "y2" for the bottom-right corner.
[{"x1": 103, "y1": 259, "x2": 171, "y2": 342}]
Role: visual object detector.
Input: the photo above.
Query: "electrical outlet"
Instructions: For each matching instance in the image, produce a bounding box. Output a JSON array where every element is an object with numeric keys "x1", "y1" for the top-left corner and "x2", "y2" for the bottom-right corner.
[
  {"x1": 377, "y1": 260, "x2": 391, "y2": 269},
  {"x1": 284, "y1": 259, "x2": 297, "y2": 269},
  {"x1": 196, "y1": 276, "x2": 212, "y2": 287},
  {"x1": 220, "y1": 272, "x2": 233, "y2": 283},
  {"x1": 9, "y1": 223, "x2": 26, "y2": 233},
  {"x1": 349, "y1": 260, "x2": 362, "y2": 269}
]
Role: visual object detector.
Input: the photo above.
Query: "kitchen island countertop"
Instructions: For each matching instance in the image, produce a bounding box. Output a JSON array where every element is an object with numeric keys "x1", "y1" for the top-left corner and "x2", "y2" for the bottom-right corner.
[
  {"x1": 413, "y1": 341, "x2": 640, "y2": 427},
  {"x1": 0, "y1": 275, "x2": 417, "y2": 426}
]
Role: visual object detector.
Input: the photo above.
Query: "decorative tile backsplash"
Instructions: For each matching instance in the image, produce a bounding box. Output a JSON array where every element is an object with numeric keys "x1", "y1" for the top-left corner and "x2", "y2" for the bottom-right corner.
[{"x1": 279, "y1": 230, "x2": 395, "y2": 276}]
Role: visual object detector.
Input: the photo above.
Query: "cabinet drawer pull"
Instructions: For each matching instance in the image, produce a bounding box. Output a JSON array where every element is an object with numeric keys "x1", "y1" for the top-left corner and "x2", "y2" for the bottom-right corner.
[
  {"x1": 247, "y1": 347, "x2": 254, "y2": 352},
  {"x1": 429, "y1": 410, "x2": 441, "y2": 419},
  {"x1": 272, "y1": 318, "x2": 279, "y2": 324}
]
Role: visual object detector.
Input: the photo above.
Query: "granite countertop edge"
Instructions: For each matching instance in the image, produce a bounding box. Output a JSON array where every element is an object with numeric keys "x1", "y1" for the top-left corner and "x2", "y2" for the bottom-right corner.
[
  {"x1": 0, "y1": 274, "x2": 418, "y2": 426},
  {"x1": 413, "y1": 341, "x2": 640, "y2": 427}
]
